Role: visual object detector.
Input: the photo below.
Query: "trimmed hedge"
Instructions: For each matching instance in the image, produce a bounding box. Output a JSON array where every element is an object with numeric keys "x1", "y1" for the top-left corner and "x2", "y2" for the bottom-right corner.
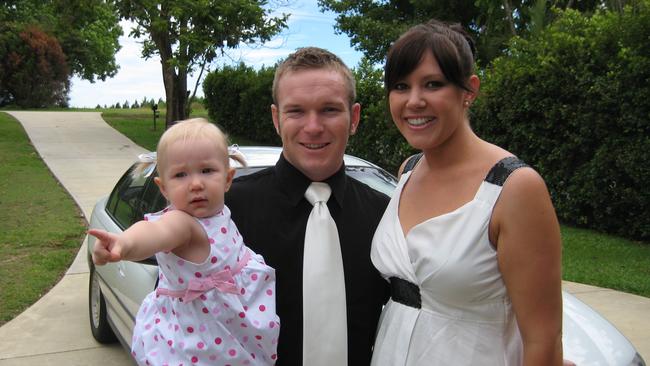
[
  {"x1": 472, "y1": 4, "x2": 650, "y2": 240},
  {"x1": 202, "y1": 4, "x2": 650, "y2": 240},
  {"x1": 203, "y1": 63, "x2": 280, "y2": 146}
]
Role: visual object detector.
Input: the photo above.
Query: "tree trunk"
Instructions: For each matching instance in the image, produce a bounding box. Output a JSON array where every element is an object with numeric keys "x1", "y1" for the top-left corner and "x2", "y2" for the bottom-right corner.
[{"x1": 161, "y1": 60, "x2": 189, "y2": 129}]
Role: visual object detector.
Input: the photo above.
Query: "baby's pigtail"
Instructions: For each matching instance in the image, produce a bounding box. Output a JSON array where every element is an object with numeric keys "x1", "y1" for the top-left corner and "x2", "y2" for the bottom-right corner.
[
  {"x1": 228, "y1": 144, "x2": 248, "y2": 168},
  {"x1": 131, "y1": 153, "x2": 157, "y2": 178}
]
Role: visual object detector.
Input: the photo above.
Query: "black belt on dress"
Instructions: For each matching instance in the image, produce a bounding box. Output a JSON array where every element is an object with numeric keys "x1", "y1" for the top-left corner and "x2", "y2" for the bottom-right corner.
[{"x1": 389, "y1": 277, "x2": 421, "y2": 309}]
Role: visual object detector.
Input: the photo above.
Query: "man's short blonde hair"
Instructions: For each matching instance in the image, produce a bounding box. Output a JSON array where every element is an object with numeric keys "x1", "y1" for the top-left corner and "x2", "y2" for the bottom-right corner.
[{"x1": 272, "y1": 47, "x2": 357, "y2": 107}]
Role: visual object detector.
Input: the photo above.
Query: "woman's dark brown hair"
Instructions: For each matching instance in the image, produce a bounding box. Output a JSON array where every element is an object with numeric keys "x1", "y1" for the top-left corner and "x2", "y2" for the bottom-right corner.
[{"x1": 384, "y1": 19, "x2": 476, "y2": 95}]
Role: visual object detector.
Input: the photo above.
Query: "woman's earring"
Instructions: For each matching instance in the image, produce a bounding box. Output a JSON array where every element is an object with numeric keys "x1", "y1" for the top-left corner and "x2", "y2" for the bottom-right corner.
[{"x1": 463, "y1": 100, "x2": 470, "y2": 107}]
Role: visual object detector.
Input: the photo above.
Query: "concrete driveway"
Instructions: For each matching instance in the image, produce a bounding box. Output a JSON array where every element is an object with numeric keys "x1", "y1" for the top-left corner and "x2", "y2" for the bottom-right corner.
[
  {"x1": 0, "y1": 111, "x2": 648, "y2": 365},
  {"x1": 0, "y1": 111, "x2": 146, "y2": 366}
]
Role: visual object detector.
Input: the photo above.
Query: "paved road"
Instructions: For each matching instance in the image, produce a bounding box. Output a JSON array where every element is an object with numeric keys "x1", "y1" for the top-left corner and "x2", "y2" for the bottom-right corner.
[{"x1": 0, "y1": 111, "x2": 648, "y2": 365}]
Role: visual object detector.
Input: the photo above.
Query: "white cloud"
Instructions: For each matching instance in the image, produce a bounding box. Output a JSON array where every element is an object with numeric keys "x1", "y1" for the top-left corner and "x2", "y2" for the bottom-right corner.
[{"x1": 68, "y1": 3, "x2": 362, "y2": 108}]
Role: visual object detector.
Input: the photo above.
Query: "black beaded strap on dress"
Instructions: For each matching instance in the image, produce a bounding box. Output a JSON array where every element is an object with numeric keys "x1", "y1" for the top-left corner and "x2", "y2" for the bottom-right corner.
[
  {"x1": 389, "y1": 277, "x2": 421, "y2": 309},
  {"x1": 484, "y1": 156, "x2": 529, "y2": 186}
]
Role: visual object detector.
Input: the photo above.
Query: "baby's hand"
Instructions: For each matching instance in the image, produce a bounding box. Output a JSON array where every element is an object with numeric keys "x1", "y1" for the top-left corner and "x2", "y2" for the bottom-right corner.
[{"x1": 88, "y1": 229, "x2": 123, "y2": 265}]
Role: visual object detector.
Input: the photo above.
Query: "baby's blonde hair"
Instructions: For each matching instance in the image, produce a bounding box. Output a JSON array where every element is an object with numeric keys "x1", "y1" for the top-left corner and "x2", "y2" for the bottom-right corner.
[{"x1": 132, "y1": 118, "x2": 245, "y2": 178}]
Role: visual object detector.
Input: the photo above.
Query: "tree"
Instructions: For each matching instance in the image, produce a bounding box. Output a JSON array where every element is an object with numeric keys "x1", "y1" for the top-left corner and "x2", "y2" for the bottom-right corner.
[
  {"x1": 0, "y1": 25, "x2": 70, "y2": 107},
  {"x1": 0, "y1": 0, "x2": 122, "y2": 106},
  {"x1": 116, "y1": 1, "x2": 288, "y2": 128},
  {"x1": 318, "y1": 0, "x2": 612, "y2": 66},
  {"x1": 0, "y1": 0, "x2": 122, "y2": 82}
]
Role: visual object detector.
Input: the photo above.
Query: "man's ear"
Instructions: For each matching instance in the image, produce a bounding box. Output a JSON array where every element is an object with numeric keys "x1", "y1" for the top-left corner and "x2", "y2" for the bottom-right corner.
[
  {"x1": 154, "y1": 176, "x2": 169, "y2": 200},
  {"x1": 224, "y1": 168, "x2": 236, "y2": 192},
  {"x1": 271, "y1": 104, "x2": 281, "y2": 135},
  {"x1": 349, "y1": 102, "x2": 361, "y2": 135}
]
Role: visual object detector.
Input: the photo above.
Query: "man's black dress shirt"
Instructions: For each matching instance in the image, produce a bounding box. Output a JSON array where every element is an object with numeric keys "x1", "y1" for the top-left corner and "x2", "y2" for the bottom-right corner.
[{"x1": 225, "y1": 154, "x2": 390, "y2": 365}]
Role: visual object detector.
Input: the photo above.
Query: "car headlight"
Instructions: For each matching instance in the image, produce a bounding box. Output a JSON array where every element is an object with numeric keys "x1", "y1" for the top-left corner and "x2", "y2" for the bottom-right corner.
[{"x1": 630, "y1": 352, "x2": 646, "y2": 366}]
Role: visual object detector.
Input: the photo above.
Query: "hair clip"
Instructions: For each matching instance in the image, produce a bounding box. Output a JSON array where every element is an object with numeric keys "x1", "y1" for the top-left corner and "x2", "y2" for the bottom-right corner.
[
  {"x1": 138, "y1": 152, "x2": 157, "y2": 164},
  {"x1": 227, "y1": 144, "x2": 240, "y2": 156}
]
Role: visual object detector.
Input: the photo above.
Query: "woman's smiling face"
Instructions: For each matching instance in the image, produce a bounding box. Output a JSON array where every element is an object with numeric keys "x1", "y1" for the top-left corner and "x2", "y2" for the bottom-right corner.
[{"x1": 388, "y1": 51, "x2": 470, "y2": 151}]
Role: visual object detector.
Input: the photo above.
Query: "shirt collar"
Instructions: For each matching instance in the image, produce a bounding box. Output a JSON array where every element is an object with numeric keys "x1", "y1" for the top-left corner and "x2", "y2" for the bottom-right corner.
[{"x1": 275, "y1": 153, "x2": 347, "y2": 208}]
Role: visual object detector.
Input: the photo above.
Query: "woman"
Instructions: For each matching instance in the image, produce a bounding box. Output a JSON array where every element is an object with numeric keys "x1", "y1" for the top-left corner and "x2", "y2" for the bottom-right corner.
[{"x1": 370, "y1": 20, "x2": 564, "y2": 365}]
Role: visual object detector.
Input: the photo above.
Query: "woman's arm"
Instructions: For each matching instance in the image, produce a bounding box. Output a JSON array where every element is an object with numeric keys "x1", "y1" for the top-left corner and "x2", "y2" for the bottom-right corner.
[
  {"x1": 89, "y1": 210, "x2": 196, "y2": 264},
  {"x1": 493, "y1": 167, "x2": 564, "y2": 366}
]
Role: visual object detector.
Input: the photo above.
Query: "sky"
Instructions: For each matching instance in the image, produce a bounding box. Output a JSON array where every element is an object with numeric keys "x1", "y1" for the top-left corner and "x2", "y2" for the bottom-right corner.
[{"x1": 68, "y1": 1, "x2": 364, "y2": 108}]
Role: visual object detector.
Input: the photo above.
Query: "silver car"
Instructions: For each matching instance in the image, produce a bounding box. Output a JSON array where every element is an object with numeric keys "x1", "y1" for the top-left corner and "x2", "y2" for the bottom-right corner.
[{"x1": 87, "y1": 146, "x2": 645, "y2": 366}]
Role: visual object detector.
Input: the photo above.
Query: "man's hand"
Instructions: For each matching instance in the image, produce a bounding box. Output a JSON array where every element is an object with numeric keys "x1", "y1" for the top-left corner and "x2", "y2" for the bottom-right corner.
[{"x1": 88, "y1": 229, "x2": 123, "y2": 265}]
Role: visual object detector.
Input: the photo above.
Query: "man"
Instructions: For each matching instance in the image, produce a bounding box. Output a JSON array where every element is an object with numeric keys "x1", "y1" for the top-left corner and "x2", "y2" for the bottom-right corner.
[{"x1": 225, "y1": 47, "x2": 390, "y2": 365}]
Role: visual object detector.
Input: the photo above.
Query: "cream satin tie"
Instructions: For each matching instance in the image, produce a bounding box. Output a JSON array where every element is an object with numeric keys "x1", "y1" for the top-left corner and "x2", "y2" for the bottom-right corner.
[{"x1": 303, "y1": 182, "x2": 348, "y2": 366}]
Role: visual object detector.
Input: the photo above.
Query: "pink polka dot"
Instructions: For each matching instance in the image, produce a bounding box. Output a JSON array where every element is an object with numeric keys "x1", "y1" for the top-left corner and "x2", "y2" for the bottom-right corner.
[
  {"x1": 197, "y1": 342, "x2": 205, "y2": 349},
  {"x1": 259, "y1": 305, "x2": 266, "y2": 312},
  {"x1": 191, "y1": 356, "x2": 198, "y2": 363},
  {"x1": 251, "y1": 273, "x2": 258, "y2": 281},
  {"x1": 154, "y1": 335, "x2": 159, "y2": 341},
  {"x1": 265, "y1": 274, "x2": 270, "y2": 281},
  {"x1": 238, "y1": 312, "x2": 246, "y2": 318},
  {"x1": 269, "y1": 321, "x2": 275, "y2": 328},
  {"x1": 161, "y1": 306, "x2": 167, "y2": 314},
  {"x1": 178, "y1": 277, "x2": 184, "y2": 284},
  {"x1": 202, "y1": 307, "x2": 209, "y2": 314},
  {"x1": 255, "y1": 335, "x2": 262, "y2": 340},
  {"x1": 200, "y1": 294, "x2": 207, "y2": 301},
  {"x1": 223, "y1": 246, "x2": 230, "y2": 253},
  {"x1": 174, "y1": 324, "x2": 180, "y2": 331},
  {"x1": 228, "y1": 349, "x2": 237, "y2": 356},
  {"x1": 221, "y1": 227, "x2": 227, "y2": 234},
  {"x1": 240, "y1": 288, "x2": 246, "y2": 295},
  {"x1": 145, "y1": 324, "x2": 152, "y2": 330},
  {"x1": 240, "y1": 322, "x2": 248, "y2": 328},
  {"x1": 243, "y1": 306, "x2": 248, "y2": 311},
  {"x1": 215, "y1": 337, "x2": 222, "y2": 345},
  {"x1": 177, "y1": 259, "x2": 185, "y2": 266},
  {"x1": 187, "y1": 326, "x2": 194, "y2": 333},
  {"x1": 199, "y1": 324, "x2": 207, "y2": 332},
  {"x1": 271, "y1": 354, "x2": 277, "y2": 360},
  {"x1": 211, "y1": 256, "x2": 218, "y2": 263},
  {"x1": 223, "y1": 303, "x2": 230, "y2": 308},
  {"x1": 194, "y1": 272, "x2": 202, "y2": 278},
  {"x1": 266, "y1": 289, "x2": 273, "y2": 296},
  {"x1": 209, "y1": 238, "x2": 215, "y2": 244},
  {"x1": 167, "y1": 340, "x2": 173, "y2": 347}
]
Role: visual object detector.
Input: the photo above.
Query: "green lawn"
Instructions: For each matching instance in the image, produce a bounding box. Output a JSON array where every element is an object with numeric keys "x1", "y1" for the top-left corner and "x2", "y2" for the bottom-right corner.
[
  {"x1": 101, "y1": 106, "x2": 257, "y2": 152},
  {"x1": 0, "y1": 112, "x2": 87, "y2": 325},
  {"x1": 1, "y1": 107, "x2": 648, "y2": 327},
  {"x1": 108, "y1": 109, "x2": 650, "y2": 298}
]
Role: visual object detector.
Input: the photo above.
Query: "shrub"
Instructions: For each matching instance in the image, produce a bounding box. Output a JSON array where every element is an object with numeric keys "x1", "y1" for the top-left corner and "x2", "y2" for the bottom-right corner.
[{"x1": 472, "y1": 4, "x2": 650, "y2": 240}]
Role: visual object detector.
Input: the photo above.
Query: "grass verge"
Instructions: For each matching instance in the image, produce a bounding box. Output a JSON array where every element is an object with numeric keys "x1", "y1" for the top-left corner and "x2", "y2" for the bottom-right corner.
[
  {"x1": 0, "y1": 112, "x2": 87, "y2": 325},
  {"x1": 101, "y1": 107, "x2": 258, "y2": 151}
]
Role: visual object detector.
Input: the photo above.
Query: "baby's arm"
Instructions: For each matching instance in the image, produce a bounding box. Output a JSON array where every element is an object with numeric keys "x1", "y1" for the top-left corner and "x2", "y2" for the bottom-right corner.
[{"x1": 89, "y1": 210, "x2": 196, "y2": 265}]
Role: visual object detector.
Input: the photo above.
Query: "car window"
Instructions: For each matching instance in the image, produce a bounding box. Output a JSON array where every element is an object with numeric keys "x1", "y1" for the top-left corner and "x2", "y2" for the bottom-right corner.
[
  {"x1": 346, "y1": 166, "x2": 397, "y2": 196},
  {"x1": 106, "y1": 164, "x2": 153, "y2": 229}
]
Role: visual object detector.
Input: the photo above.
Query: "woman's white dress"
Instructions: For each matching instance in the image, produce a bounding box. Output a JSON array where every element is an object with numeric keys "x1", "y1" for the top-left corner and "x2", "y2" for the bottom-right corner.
[{"x1": 370, "y1": 157, "x2": 526, "y2": 365}]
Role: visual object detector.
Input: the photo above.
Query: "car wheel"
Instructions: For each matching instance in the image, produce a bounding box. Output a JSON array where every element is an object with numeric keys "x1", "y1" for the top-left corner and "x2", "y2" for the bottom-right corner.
[{"x1": 89, "y1": 265, "x2": 117, "y2": 343}]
